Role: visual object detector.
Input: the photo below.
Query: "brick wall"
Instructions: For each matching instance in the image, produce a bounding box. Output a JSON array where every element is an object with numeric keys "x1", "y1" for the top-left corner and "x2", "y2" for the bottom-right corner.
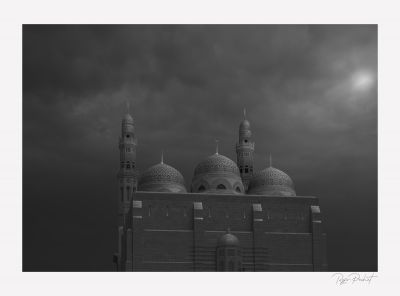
[{"x1": 123, "y1": 192, "x2": 326, "y2": 271}]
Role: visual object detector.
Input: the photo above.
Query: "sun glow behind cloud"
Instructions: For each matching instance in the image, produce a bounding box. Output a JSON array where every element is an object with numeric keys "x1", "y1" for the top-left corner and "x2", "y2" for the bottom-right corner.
[{"x1": 351, "y1": 70, "x2": 375, "y2": 92}]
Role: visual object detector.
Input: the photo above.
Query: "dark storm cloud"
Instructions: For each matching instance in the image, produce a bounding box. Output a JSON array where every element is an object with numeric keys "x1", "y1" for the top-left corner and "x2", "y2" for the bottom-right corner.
[{"x1": 23, "y1": 25, "x2": 377, "y2": 271}]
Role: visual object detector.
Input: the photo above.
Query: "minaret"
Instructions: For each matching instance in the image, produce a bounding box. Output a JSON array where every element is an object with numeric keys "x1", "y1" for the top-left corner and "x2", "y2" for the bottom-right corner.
[
  {"x1": 235, "y1": 108, "x2": 255, "y2": 192},
  {"x1": 115, "y1": 103, "x2": 138, "y2": 271},
  {"x1": 117, "y1": 102, "x2": 138, "y2": 227}
]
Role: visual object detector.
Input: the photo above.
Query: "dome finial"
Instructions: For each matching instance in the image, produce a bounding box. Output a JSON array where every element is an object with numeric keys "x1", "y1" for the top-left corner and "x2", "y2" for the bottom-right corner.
[
  {"x1": 161, "y1": 150, "x2": 164, "y2": 164},
  {"x1": 243, "y1": 108, "x2": 246, "y2": 120},
  {"x1": 126, "y1": 99, "x2": 130, "y2": 114},
  {"x1": 269, "y1": 153, "x2": 272, "y2": 167},
  {"x1": 215, "y1": 139, "x2": 219, "y2": 155}
]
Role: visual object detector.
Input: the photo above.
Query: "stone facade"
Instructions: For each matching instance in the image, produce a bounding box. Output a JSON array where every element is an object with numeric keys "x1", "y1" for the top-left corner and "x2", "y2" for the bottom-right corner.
[
  {"x1": 114, "y1": 110, "x2": 327, "y2": 271},
  {"x1": 114, "y1": 192, "x2": 327, "y2": 271}
]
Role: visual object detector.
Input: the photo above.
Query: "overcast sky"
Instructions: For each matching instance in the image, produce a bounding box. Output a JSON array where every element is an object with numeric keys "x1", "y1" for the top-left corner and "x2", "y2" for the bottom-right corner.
[{"x1": 23, "y1": 25, "x2": 377, "y2": 271}]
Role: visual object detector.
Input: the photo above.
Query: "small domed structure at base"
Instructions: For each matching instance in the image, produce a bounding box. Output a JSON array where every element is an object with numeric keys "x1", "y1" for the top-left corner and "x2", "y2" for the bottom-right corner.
[
  {"x1": 218, "y1": 232, "x2": 240, "y2": 247},
  {"x1": 216, "y1": 231, "x2": 242, "y2": 271}
]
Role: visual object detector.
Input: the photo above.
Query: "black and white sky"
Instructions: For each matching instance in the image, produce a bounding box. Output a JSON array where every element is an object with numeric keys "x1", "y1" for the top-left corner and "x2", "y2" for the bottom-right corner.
[{"x1": 23, "y1": 25, "x2": 377, "y2": 271}]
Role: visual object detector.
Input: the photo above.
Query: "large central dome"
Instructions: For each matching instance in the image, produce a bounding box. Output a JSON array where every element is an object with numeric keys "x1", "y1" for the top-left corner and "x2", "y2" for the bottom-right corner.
[
  {"x1": 194, "y1": 153, "x2": 240, "y2": 176},
  {"x1": 138, "y1": 162, "x2": 187, "y2": 193},
  {"x1": 191, "y1": 153, "x2": 244, "y2": 194}
]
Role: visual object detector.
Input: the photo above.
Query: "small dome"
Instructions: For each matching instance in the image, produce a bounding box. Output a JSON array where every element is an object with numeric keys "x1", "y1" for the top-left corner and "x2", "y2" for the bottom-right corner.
[
  {"x1": 138, "y1": 162, "x2": 187, "y2": 193},
  {"x1": 123, "y1": 113, "x2": 134, "y2": 123},
  {"x1": 247, "y1": 166, "x2": 296, "y2": 196},
  {"x1": 239, "y1": 119, "x2": 250, "y2": 130},
  {"x1": 121, "y1": 113, "x2": 135, "y2": 134},
  {"x1": 191, "y1": 153, "x2": 244, "y2": 194},
  {"x1": 218, "y1": 233, "x2": 240, "y2": 247},
  {"x1": 239, "y1": 120, "x2": 251, "y2": 139}
]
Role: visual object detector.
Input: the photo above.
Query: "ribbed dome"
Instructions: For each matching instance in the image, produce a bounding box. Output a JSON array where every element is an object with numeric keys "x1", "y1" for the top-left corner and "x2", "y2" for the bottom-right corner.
[
  {"x1": 194, "y1": 153, "x2": 240, "y2": 177},
  {"x1": 138, "y1": 162, "x2": 187, "y2": 193},
  {"x1": 218, "y1": 233, "x2": 240, "y2": 247},
  {"x1": 191, "y1": 153, "x2": 244, "y2": 194},
  {"x1": 247, "y1": 166, "x2": 296, "y2": 196}
]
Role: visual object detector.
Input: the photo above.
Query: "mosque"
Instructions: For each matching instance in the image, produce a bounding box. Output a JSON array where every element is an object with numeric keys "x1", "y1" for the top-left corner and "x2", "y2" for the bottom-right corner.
[{"x1": 113, "y1": 110, "x2": 327, "y2": 271}]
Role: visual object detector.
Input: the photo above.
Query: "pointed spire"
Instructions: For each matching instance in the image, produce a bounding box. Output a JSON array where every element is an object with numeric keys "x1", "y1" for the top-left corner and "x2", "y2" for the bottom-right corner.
[
  {"x1": 215, "y1": 139, "x2": 219, "y2": 155},
  {"x1": 126, "y1": 99, "x2": 130, "y2": 114},
  {"x1": 243, "y1": 108, "x2": 246, "y2": 120},
  {"x1": 161, "y1": 150, "x2": 164, "y2": 164}
]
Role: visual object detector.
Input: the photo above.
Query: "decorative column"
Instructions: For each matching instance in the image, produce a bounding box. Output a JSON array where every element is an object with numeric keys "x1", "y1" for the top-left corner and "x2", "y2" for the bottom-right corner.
[
  {"x1": 310, "y1": 205, "x2": 323, "y2": 271},
  {"x1": 193, "y1": 202, "x2": 204, "y2": 271},
  {"x1": 252, "y1": 203, "x2": 265, "y2": 271}
]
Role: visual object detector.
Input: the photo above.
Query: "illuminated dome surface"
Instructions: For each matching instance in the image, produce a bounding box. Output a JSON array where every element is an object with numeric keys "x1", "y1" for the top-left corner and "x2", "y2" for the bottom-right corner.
[
  {"x1": 191, "y1": 153, "x2": 244, "y2": 194},
  {"x1": 194, "y1": 153, "x2": 240, "y2": 176},
  {"x1": 247, "y1": 166, "x2": 296, "y2": 196},
  {"x1": 138, "y1": 162, "x2": 187, "y2": 193}
]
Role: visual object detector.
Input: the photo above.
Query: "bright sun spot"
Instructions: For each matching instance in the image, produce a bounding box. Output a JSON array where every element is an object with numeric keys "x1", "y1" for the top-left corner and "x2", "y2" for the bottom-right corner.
[{"x1": 351, "y1": 71, "x2": 375, "y2": 91}]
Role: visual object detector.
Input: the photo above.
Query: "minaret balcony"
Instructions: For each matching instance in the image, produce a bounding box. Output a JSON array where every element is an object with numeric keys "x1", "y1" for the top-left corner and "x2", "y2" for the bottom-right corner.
[{"x1": 236, "y1": 142, "x2": 255, "y2": 150}]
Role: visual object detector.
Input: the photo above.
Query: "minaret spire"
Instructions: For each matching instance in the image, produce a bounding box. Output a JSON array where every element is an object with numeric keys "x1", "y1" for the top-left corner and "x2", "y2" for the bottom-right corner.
[
  {"x1": 236, "y1": 108, "x2": 254, "y2": 192},
  {"x1": 116, "y1": 103, "x2": 137, "y2": 271},
  {"x1": 161, "y1": 150, "x2": 164, "y2": 164},
  {"x1": 215, "y1": 139, "x2": 219, "y2": 155},
  {"x1": 117, "y1": 104, "x2": 137, "y2": 236}
]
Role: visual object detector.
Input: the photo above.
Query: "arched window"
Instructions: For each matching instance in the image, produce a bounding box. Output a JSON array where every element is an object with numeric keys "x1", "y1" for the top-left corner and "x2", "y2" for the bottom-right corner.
[
  {"x1": 198, "y1": 185, "x2": 205, "y2": 192},
  {"x1": 217, "y1": 184, "x2": 226, "y2": 190},
  {"x1": 236, "y1": 187, "x2": 241, "y2": 193},
  {"x1": 126, "y1": 161, "x2": 131, "y2": 169}
]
